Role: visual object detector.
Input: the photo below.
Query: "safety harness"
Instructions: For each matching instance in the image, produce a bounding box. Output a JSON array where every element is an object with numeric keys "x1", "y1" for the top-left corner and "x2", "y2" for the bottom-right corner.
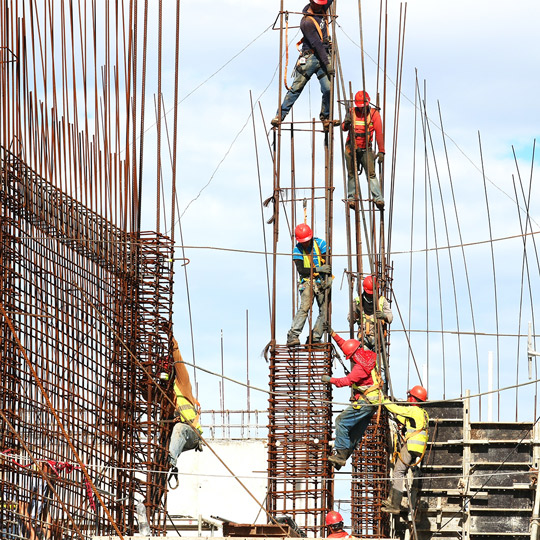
[{"x1": 392, "y1": 407, "x2": 430, "y2": 467}]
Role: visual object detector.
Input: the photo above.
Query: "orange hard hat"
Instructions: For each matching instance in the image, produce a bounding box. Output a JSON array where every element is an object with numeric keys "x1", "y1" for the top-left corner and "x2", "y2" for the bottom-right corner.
[
  {"x1": 407, "y1": 385, "x2": 427, "y2": 403},
  {"x1": 325, "y1": 511, "x2": 343, "y2": 526},
  {"x1": 362, "y1": 275, "x2": 374, "y2": 294},
  {"x1": 295, "y1": 223, "x2": 313, "y2": 243},
  {"x1": 342, "y1": 339, "x2": 361, "y2": 359},
  {"x1": 355, "y1": 90, "x2": 370, "y2": 107}
]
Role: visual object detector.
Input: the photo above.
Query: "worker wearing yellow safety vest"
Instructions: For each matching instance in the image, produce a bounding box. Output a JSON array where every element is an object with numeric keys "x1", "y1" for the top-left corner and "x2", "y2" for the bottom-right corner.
[
  {"x1": 287, "y1": 223, "x2": 332, "y2": 347},
  {"x1": 381, "y1": 385, "x2": 429, "y2": 514},
  {"x1": 168, "y1": 337, "x2": 203, "y2": 489},
  {"x1": 322, "y1": 330, "x2": 381, "y2": 469},
  {"x1": 351, "y1": 275, "x2": 393, "y2": 351}
]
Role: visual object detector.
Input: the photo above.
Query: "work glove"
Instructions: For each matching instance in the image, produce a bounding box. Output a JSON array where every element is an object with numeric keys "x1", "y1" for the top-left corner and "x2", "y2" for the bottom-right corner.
[
  {"x1": 342, "y1": 120, "x2": 351, "y2": 130},
  {"x1": 375, "y1": 310, "x2": 386, "y2": 321},
  {"x1": 316, "y1": 264, "x2": 331, "y2": 274},
  {"x1": 377, "y1": 152, "x2": 385, "y2": 164},
  {"x1": 321, "y1": 375, "x2": 332, "y2": 383},
  {"x1": 325, "y1": 63, "x2": 335, "y2": 77}
]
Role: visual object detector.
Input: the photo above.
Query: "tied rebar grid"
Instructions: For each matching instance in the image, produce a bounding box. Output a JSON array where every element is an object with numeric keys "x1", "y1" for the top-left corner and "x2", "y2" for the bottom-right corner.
[
  {"x1": 267, "y1": 344, "x2": 333, "y2": 537},
  {"x1": 0, "y1": 148, "x2": 174, "y2": 538},
  {"x1": 351, "y1": 413, "x2": 390, "y2": 537}
]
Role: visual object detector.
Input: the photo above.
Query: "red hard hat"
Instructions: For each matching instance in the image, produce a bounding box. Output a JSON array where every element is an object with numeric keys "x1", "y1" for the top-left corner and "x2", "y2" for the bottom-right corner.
[
  {"x1": 362, "y1": 275, "x2": 374, "y2": 294},
  {"x1": 311, "y1": 0, "x2": 328, "y2": 4},
  {"x1": 355, "y1": 90, "x2": 371, "y2": 107},
  {"x1": 408, "y1": 385, "x2": 427, "y2": 403},
  {"x1": 342, "y1": 339, "x2": 361, "y2": 359},
  {"x1": 295, "y1": 223, "x2": 313, "y2": 243},
  {"x1": 325, "y1": 511, "x2": 343, "y2": 526}
]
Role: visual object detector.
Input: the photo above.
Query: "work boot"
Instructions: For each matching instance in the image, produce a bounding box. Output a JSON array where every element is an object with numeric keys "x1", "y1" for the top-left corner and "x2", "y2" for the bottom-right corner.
[
  {"x1": 271, "y1": 116, "x2": 281, "y2": 127},
  {"x1": 328, "y1": 448, "x2": 349, "y2": 470},
  {"x1": 381, "y1": 488, "x2": 404, "y2": 514},
  {"x1": 374, "y1": 199, "x2": 385, "y2": 210},
  {"x1": 346, "y1": 198, "x2": 356, "y2": 210},
  {"x1": 287, "y1": 336, "x2": 301, "y2": 347}
]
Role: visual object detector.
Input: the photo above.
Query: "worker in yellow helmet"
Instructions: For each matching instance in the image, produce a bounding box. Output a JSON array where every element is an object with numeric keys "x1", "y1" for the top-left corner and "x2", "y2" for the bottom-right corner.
[
  {"x1": 168, "y1": 337, "x2": 203, "y2": 489},
  {"x1": 381, "y1": 385, "x2": 429, "y2": 514}
]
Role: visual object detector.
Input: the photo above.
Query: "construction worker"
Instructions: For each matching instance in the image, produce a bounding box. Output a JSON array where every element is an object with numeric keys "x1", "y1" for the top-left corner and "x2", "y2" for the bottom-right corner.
[
  {"x1": 271, "y1": 0, "x2": 336, "y2": 129},
  {"x1": 381, "y1": 385, "x2": 429, "y2": 514},
  {"x1": 325, "y1": 510, "x2": 348, "y2": 538},
  {"x1": 287, "y1": 223, "x2": 331, "y2": 347},
  {"x1": 342, "y1": 91, "x2": 385, "y2": 209},
  {"x1": 351, "y1": 275, "x2": 392, "y2": 351},
  {"x1": 322, "y1": 330, "x2": 380, "y2": 469},
  {"x1": 168, "y1": 337, "x2": 203, "y2": 489}
]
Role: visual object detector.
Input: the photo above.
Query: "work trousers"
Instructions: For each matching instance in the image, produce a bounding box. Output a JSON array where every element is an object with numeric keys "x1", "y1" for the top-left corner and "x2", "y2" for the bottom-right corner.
[
  {"x1": 392, "y1": 445, "x2": 421, "y2": 492},
  {"x1": 345, "y1": 146, "x2": 384, "y2": 204},
  {"x1": 334, "y1": 400, "x2": 377, "y2": 453},
  {"x1": 168, "y1": 422, "x2": 200, "y2": 468},
  {"x1": 277, "y1": 53, "x2": 331, "y2": 121},
  {"x1": 288, "y1": 280, "x2": 328, "y2": 342}
]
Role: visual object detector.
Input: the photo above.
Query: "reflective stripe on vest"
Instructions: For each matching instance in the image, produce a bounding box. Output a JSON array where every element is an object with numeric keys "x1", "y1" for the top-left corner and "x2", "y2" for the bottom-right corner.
[
  {"x1": 403, "y1": 408, "x2": 429, "y2": 453},
  {"x1": 300, "y1": 241, "x2": 324, "y2": 282},
  {"x1": 174, "y1": 382, "x2": 201, "y2": 432},
  {"x1": 352, "y1": 108, "x2": 373, "y2": 149}
]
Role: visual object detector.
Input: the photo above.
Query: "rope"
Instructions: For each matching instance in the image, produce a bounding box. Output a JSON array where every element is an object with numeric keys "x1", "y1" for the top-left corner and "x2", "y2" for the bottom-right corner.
[{"x1": 283, "y1": 12, "x2": 291, "y2": 90}]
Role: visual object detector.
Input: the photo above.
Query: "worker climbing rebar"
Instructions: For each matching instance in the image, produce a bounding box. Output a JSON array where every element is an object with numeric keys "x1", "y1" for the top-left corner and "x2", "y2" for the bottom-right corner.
[
  {"x1": 350, "y1": 275, "x2": 393, "y2": 351},
  {"x1": 381, "y1": 385, "x2": 429, "y2": 514},
  {"x1": 167, "y1": 337, "x2": 204, "y2": 489},
  {"x1": 322, "y1": 330, "x2": 381, "y2": 469},
  {"x1": 342, "y1": 91, "x2": 385, "y2": 209},
  {"x1": 287, "y1": 224, "x2": 332, "y2": 347},
  {"x1": 271, "y1": 0, "x2": 337, "y2": 129}
]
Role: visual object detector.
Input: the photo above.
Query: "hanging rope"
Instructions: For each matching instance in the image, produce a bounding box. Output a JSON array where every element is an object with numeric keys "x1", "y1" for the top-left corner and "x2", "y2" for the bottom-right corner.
[{"x1": 283, "y1": 12, "x2": 291, "y2": 90}]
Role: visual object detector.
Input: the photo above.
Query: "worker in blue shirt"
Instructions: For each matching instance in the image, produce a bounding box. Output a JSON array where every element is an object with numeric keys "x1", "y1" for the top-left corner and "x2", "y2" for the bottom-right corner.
[{"x1": 287, "y1": 223, "x2": 331, "y2": 347}]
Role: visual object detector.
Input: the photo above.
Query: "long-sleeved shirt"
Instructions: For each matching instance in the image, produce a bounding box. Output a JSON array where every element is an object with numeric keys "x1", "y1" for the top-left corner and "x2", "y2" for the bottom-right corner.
[
  {"x1": 300, "y1": 0, "x2": 334, "y2": 66},
  {"x1": 331, "y1": 332, "x2": 376, "y2": 399}
]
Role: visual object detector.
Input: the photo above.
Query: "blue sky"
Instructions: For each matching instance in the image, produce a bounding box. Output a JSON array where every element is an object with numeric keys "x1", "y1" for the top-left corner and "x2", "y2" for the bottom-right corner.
[{"x1": 125, "y1": 0, "x2": 540, "y2": 422}]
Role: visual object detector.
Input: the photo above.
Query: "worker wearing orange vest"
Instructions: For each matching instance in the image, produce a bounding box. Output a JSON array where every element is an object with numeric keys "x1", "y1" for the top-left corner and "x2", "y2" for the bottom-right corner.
[
  {"x1": 322, "y1": 331, "x2": 381, "y2": 469},
  {"x1": 342, "y1": 91, "x2": 385, "y2": 210},
  {"x1": 325, "y1": 510, "x2": 349, "y2": 538},
  {"x1": 381, "y1": 385, "x2": 429, "y2": 514},
  {"x1": 351, "y1": 275, "x2": 393, "y2": 351},
  {"x1": 287, "y1": 223, "x2": 331, "y2": 347},
  {"x1": 168, "y1": 337, "x2": 203, "y2": 489}
]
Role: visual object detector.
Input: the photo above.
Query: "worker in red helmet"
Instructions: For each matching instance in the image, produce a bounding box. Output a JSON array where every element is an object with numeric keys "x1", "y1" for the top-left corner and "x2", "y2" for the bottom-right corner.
[
  {"x1": 350, "y1": 275, "x2": 393, "y2": 351},
  {"x1": 271, "y1": 0, "x2": 337, "y2": 130},
  {"x1": 381, "y1": 385, "x2": 429, "y2": 514},
  {"x1": 341, "y1": 90, "x2": 385, "y2": 210},
  {"x1": 287, "y1": 224, "x2": 331, "y2": 347},
  {"x1": 321, "y1": 329, "x2": 381, "y2": 469},
  {"x1": 325, "y1": 510, "x2": 348, "y2": 538}
]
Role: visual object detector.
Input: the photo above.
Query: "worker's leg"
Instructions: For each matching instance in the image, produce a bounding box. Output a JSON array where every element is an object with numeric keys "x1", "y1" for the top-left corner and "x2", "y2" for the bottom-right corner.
[
  {"x1": 359, "y1": 149, "x2": 384, "y2": 204},
  {"x1": 168, "y1": 423, "x2": 200, "y2": 468},
  {"x1": 287, "y1": 283, "x2": 314, "y2": 342},
  {"x1": 315, "y1": 64, "x2": 331, "y2": 120},
  {"x1": 392, "y1": 445, "x2": 414, "y2": 492},
  {"x1": 334, "y1": 402, "x2": 376, "y2": 454},
  {"x1": 311, "y1": 284, "x2": 329, "y2": 342},
  {"x1": 277, "y1": 55, "x2": 317, "y2": 120},
  {"x1": 344, "y1": 145, "x2": 357, "y2": 199}
]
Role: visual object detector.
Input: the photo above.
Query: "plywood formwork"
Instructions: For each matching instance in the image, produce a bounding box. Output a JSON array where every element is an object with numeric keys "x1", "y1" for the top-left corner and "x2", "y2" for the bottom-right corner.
[{"x1": 0, "y1": 148, "x2": 175, "y2": 538}]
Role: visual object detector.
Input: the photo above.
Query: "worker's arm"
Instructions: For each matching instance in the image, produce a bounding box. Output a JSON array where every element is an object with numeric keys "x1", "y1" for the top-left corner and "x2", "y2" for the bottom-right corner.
[
  {"x1": 381, "y1": 296, "x2": 393, "y2": 323},
  {"x1": 330, "y1": 362, "x2": 370, "y2": 388},
  {"x1": 371, "y1": 109, "x2": 385, "y2": 153},
  {"x1": 294, "y1": 258, "x2": 312, "y2": 279},
  {"x1": 342, "y1": 109, "x2": 352, "y2": 131}
]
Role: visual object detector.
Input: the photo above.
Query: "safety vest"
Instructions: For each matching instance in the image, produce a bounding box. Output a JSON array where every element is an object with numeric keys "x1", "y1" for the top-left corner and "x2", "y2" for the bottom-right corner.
[
  {"x1": 174, "y1": 382, "x2": 202, "y2": 433},
  {"x1": 351, "y1": 107, "x2": 373, "y2": 149},
  {"x1": 352, "y1": 367, "x2": 382, "y2": 406},
  {"x1": 362, "y1": 296, "x2": 386, "y2": 336},
  {"x1": 300, "y1": 241, "x2": 325, "y2": 283},
  {"x1": 397, "y1": 406, "x2": 429, "y2": 454}
]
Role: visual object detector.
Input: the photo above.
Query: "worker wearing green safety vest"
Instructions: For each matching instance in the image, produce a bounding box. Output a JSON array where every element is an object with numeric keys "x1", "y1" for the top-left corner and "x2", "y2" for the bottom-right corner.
[
  {"x1": 168, "y1": 337, "x2": 203, "y2": 489},
  {"x1": 381, "y1": 385, "x2": 429, "y2": 514}
]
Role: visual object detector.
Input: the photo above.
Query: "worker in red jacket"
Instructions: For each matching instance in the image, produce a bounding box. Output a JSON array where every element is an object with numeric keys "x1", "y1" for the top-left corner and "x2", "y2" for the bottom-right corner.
[
  {"x1": 342, "y1": 90, "x2": 385, "y2": 210},
  {"x1": 322, "y1": 330, "x2": 381, "y2": 469}
]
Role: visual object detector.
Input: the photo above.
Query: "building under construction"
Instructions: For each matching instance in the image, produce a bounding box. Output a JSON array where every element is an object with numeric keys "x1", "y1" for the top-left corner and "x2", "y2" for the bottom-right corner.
[{"x1": 2, "y1": 1, "x2": 540, "y2": 539}]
